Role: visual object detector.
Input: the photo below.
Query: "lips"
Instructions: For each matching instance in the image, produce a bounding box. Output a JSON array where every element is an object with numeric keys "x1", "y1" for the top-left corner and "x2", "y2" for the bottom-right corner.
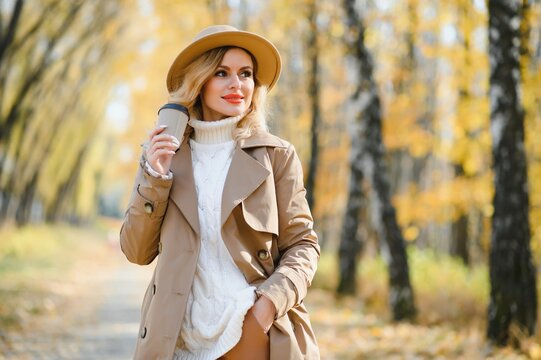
[{"x1": 222, "y1": 94, "x2": 244, "y2": 104}]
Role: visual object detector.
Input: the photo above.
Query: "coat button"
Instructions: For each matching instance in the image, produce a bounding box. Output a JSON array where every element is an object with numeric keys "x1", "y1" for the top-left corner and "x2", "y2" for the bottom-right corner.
[
  {"x1": 257, "y1": 249, "x2": 270, "y2": 261},
  {"x1": 140, "y1": 326, "x2": 147, "y2": 338},
  {"x1": 144, "y1": 202, "x2": 154, "y2": 214}
]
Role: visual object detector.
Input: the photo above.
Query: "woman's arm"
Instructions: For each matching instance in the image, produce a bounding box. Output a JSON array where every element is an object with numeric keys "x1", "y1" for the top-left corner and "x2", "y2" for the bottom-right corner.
[
  {"x1": 119, "y1": 126, "x2": 179, "y2": 265},
  {"x1": 119, "y1": 159, "x2": 173, "y2": 265},
  {"x1": 256, "y1": 143, "x2": 321, "y2": 319}
]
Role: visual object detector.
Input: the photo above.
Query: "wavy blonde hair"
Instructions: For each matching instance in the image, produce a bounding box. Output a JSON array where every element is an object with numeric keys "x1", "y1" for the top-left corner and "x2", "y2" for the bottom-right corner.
[{"x1": 168, "y1": 47, "x2": 269, "y2": 141}]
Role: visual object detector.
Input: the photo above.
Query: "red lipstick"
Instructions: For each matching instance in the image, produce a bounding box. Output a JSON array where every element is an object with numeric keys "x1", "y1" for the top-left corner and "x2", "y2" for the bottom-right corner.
[{"x1": 222, "y1": 94, "x2": 243, "y2": 104}]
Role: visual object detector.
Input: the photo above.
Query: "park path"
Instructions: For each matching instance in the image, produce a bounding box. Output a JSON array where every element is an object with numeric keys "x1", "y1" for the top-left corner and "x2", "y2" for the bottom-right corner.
[
  {"x1": 68, "y1": 259, "x2": 153, "y2": 360},
  {"x1": 1, "y1": 248, "x2": 154, "y2": 360}
]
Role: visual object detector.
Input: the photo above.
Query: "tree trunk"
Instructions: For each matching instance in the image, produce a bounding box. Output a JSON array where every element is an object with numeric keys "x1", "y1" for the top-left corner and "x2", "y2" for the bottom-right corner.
[
  {"x1": 15, "y1": 172, "x2": 38, "y2": 225},
  {"x1": 0, "y1": 0, "x2": 24, "y2": 65},
  {"x1": 487, "y1": 0, "x2": 537, "y2": 345},
  {"x1": 450, "y1": 213, "x2": 469, "y2": 264},
  {"x1": 305, "y1": 0, "x2": 321, "y2": 211},
  {"x1": 337, "y1": 144, "x2": 365, "y2": 295},
  {"x1": 370, "y1": 119, "x2": 416, "y2": 321},
  {"x1": 46, "y1": 145, "x2": 87, "y2": 223},
  {"x1": 0, "y1": 191, "x2": 14, "y2": 225},
  {"x1": 450, "y1": 166, "x2": 469, "y2": 265},
  {"x1": 341, "y1": 0, "x2": 416, "y2": 321},
  {"x1": 0, "y1": 118, "x2": 28, "y2": 222}
]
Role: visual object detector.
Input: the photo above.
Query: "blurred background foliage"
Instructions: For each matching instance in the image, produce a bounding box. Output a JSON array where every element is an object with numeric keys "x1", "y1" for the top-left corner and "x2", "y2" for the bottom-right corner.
[
  {"x1": 3, "y1": 0, "x2": 536, "y2": 260},
  {"x1": 0, "y1": 0, "x2": 540, "y2": 351}
]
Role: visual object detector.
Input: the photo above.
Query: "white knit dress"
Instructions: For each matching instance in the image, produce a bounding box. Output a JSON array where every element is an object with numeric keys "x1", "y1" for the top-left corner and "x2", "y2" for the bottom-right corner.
[{"x1": 173, "y1": 116, "x2": 256, "y2": 360}]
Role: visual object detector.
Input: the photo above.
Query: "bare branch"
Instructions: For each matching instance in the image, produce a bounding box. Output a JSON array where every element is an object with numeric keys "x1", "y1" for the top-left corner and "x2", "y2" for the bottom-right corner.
[{"x1": 0, "y1": 0, "x2": 24, "y2": 63}]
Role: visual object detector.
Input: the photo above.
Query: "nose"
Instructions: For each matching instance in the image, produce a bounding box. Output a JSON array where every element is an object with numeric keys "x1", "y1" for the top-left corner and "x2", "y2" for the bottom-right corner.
[{"x1": 228, "y1": 74, "x2": 241, "y2": 89}]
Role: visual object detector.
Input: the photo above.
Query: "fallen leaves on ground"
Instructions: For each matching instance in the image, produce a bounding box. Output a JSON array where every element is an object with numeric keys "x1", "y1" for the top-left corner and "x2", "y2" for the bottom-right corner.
[{"x1": 306, "y1": 289, "x2": 532, "y2": 360}]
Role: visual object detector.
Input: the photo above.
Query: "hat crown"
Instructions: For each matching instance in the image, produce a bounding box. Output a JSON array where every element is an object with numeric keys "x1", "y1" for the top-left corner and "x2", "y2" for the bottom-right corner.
[{"x1": 193, "y1": 25, "x2": 239, "y2": 42}]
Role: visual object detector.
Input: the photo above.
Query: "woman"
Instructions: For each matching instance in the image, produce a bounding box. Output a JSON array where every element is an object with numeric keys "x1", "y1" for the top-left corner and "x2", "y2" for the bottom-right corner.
[{"x1": 120, "y1": 25, "x2": 320, "y2": 360}]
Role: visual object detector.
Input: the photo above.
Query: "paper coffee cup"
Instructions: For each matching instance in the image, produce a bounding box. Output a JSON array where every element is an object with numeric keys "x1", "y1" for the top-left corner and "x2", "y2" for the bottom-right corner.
[{"x1": 157, "y1": 103, "x2": 189, "y2": 142}]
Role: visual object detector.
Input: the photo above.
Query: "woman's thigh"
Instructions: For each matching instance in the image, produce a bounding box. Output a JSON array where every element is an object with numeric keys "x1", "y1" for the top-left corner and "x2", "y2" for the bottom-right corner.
[{"x1": 220, "y1": 308, "x2": 270, "y2": 360}]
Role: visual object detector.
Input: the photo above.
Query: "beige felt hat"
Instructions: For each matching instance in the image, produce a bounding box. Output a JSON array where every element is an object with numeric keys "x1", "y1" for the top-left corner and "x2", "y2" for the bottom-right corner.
[{"x1": 166, "y1": 25, "x2": 282, "y2": 93}]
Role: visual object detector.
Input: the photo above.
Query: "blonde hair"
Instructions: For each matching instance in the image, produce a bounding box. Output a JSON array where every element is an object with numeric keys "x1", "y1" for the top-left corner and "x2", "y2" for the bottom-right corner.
[{"x1": 168, "y1": 47, "x2": 269, "y2": 141}]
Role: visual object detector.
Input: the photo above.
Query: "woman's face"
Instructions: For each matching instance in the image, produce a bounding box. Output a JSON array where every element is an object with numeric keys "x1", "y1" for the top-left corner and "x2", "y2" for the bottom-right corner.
[{"x1": 201, "y1": 48, "x2": 255, "y2": 121}]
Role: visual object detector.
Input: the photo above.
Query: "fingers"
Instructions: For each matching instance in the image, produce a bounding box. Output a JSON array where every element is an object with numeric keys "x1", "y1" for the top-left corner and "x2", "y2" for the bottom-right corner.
[
  {"x1": 145, "y1": 126, "x2": 181, "y2": 176},
  {"x1": 149, "y1": 124, "x2": 180, "y2": 142},
  {"x1": 150, "y1": 140, "x2": 178, "y2": 154},
  {"x1": 151, "y1": 148, "x2": 176, "y2": 157},
  {"x1": 148, "y1": 125, "x2": 166, "y2": 142},
  {"x1": 146, "y1": 141, "x2": 177, "y2": 163},
  {"x1": 147, "y1": 127, "x2": 180, "y2": 153},
  {"x1": 151, "y1": 133, "x2": 180, "y2": 146}
]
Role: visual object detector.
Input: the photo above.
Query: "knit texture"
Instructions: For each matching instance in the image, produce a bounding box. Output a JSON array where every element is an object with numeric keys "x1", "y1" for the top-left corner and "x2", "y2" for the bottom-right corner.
[
  {"x1": 188, "y1": 115, "x2": 241, "y2": 144},
  {"x1": 174, "y1": 116, "x2": 256, "y2": 360}
]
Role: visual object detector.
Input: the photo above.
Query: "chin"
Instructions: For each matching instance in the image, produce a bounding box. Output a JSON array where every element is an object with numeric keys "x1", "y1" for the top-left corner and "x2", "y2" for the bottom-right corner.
[
  {"x1": 226, "y1": 108, "x2": 247, "y2": 117},
  {"x1": 206, "y1": 105, "x2": 248, "y2": 120}
]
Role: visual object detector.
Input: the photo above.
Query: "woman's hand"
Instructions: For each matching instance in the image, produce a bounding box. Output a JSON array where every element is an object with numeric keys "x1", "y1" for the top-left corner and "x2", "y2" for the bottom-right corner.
[
  {"x1": 250, "y1": 294, "x2": 277, "y2": 334},
  {"x1": 145, "y1": 125, "x2": 180, "y2": 176}
]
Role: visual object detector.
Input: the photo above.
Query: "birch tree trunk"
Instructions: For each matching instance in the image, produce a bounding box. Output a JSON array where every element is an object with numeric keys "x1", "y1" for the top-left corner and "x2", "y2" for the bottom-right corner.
[
  {"x1": 340, "y1": 0, "x2": 416, "y2": 320},
  {"x1": 305, "y1": 0, "x2": 321, "y2": 211},
  {"x1": 337, "y1": 138, "x2": 365, "y2": 295},
  {"x1": 487, "y1": 0, "x2": 537, "y2": 345}
]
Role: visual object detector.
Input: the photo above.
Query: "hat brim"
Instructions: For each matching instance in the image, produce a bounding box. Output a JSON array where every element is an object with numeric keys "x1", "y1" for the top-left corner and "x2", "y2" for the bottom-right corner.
[{"x1": 166, "y1": 30, "x2": 281, "y2": 93}]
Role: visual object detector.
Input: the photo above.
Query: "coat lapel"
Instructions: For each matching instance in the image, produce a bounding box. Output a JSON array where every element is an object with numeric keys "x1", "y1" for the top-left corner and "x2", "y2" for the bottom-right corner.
[
  {"x1": 221, "y1": 145, "x2": 270, "y2": 226},
  {"x1": 169, "y1": 134, "x2": 278, "y2": 234},
  {"x1": 169, "y1": 141, "x2": 200, "y2": 236}
]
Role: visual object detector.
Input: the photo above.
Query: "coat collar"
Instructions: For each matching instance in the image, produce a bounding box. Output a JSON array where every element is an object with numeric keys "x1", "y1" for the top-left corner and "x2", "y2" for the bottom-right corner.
[
  {"x1": 238, "y1": 131, "x2": 288, "y2": 149},
  {"x1": 168, "y1": 132, "x2": 285, "y2": 235}
]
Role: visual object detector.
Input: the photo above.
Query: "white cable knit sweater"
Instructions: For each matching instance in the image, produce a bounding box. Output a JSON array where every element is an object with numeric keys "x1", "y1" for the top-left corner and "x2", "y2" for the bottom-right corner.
[{"x1": 173, "y1": 116, "x2": 256, "y2": 360}]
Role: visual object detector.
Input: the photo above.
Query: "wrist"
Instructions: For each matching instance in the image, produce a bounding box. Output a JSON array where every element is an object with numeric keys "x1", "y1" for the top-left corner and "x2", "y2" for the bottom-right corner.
[
  {"x1": 144, "y1": 161, "x2": 171, "y2": 179},
  {"x1": 252, "y1": 294, "x2": 276, "y2": 333}
]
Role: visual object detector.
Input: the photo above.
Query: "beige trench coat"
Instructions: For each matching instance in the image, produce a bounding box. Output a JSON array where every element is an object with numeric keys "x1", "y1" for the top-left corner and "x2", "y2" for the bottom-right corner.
[{"x1": 120, "y1": 131, "x2": 321, "y2": 360}]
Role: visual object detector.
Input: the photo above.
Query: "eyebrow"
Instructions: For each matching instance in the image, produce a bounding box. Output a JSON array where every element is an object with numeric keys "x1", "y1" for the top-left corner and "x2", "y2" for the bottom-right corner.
[{"x1": 217, "y1": 65, "x2": 253, "y2": 71}]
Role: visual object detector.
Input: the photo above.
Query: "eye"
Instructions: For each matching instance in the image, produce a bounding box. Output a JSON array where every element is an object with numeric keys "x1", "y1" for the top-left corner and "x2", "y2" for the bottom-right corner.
[
  {"x1": 215, "y1": 70, "x2": 227, "y2": 77},
  {"x1": 240, "y1": 70, "x2": 253, "y2": 78}
]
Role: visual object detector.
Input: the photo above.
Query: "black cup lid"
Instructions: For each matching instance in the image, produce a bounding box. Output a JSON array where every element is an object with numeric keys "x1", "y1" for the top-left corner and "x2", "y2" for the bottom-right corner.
[{"x1": 158, "y1": 103, "x2": 189, "y2": 118}]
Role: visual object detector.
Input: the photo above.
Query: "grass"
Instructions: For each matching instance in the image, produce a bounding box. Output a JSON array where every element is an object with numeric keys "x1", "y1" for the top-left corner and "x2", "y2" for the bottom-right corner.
[
  {"x1": 0, "y1": 221, "x2": 115, "y2": 330},
  {"x1": 0, "y1": 224, "x2": 76, "y2": 276},
  {"x1": 312, "y1": 248, "x2": 538, "y2": 331}
]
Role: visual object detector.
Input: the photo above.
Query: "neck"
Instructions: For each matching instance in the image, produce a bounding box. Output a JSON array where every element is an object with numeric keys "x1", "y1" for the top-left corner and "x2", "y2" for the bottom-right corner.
[{"x1": 188, "y1": 115, "x2": 241, "y2": 144}]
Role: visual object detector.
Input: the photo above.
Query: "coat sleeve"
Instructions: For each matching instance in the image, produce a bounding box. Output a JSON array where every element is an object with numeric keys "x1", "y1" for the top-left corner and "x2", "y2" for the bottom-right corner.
[
  {"x1": 257, "y1": 144, "x2": 320, "y2": 319},
  {"x1": 119, "y1": 157, "x2": 173, "y2": 265}
]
